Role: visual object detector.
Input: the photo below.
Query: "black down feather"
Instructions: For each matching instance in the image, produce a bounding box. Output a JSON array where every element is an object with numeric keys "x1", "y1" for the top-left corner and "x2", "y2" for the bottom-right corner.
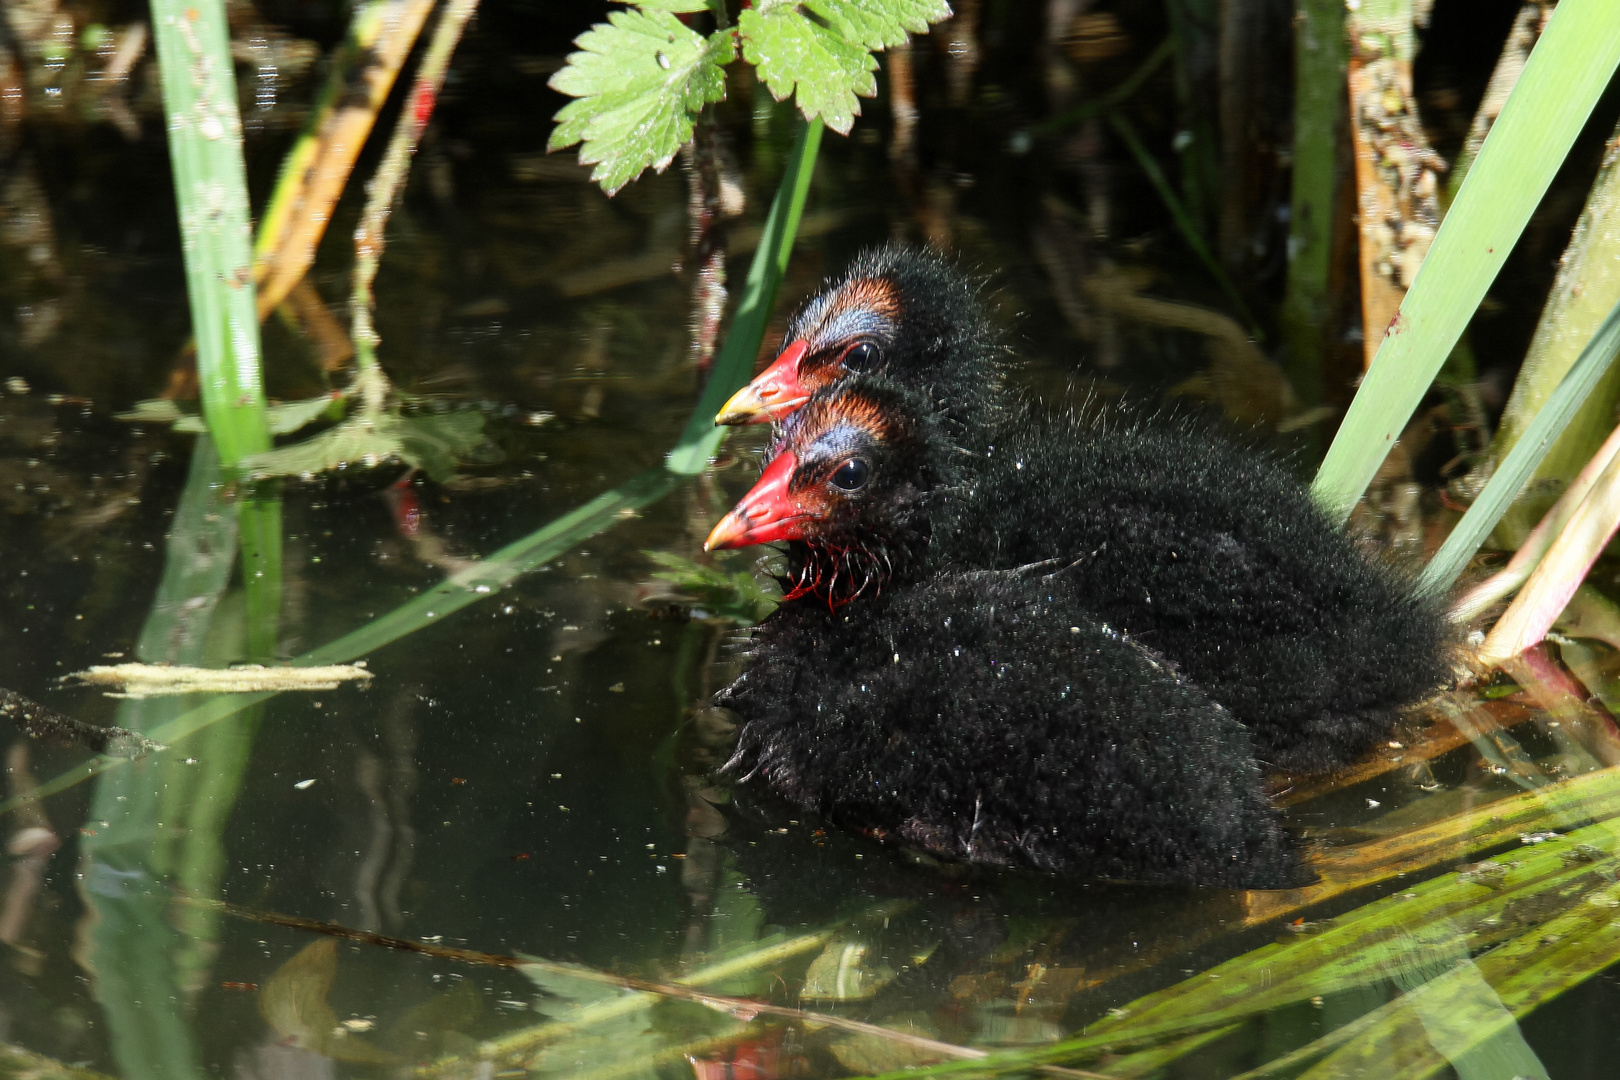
[
  {"x1": 720, "y1": 567, "x2": 1308, "y2": 889},
  {"x1": 930, "y1": 405, "x2": 1451, "y2": 771}
]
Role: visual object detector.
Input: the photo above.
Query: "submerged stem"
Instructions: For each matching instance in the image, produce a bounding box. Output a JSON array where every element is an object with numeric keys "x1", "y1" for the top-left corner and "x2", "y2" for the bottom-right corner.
[{"x1": 350, "y1": 0, "x2": 482, "y2": 409}]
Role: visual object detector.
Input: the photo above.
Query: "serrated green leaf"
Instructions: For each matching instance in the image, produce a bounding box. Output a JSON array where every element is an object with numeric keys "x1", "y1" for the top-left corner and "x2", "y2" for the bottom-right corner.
[
  {"x1": 547, "y1": 10, "x2": 733, "y2": 195},
  {"x1": 739, "y1": 5, "x2": 875, "y2": 134},
  {"x1": 240, "y1": 408, "x2": 482, "y2": 484},
  {"x1": 263, "y1": 394, "x2": 346, "y2": 436},
  {"x1": 806, "y1": 0, "x2": 952, "y2": 50},
  {"x1": 519, "y1": 962, "x2": 664, "y2": 1080},
  {"x1": 116, "y1": 399, "x2": 187, "y2": 425},
  {"x1": 239, "y1": 415, "x2": 405, "y2": 481},
  {"x1": 739, "y1": 0, "x2": 951, "y2": 132},
  {"x1": 397, "y1": 411, "x2": 486, "y2": 483},
  {"x1": 115, "y1": 395, "x2": 344, "y2": 436}
]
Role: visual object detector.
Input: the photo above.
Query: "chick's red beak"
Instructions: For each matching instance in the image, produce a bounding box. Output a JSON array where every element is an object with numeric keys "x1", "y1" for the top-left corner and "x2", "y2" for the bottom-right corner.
[
  {"x1": 715, "y1": 340, "x2": 811, "y2": 425},
  {"x1": 704, "y1": 451, "x2": 808, "y2": 550}
]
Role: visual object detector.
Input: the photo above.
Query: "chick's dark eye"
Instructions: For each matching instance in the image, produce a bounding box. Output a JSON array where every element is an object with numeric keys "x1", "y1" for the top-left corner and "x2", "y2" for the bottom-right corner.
[
  {"x1": 829, "y1": 458, "x2": 870, "y2": 491},
  {"x1": 841, "y1": 342, "x2": 877, "y2": 372}
]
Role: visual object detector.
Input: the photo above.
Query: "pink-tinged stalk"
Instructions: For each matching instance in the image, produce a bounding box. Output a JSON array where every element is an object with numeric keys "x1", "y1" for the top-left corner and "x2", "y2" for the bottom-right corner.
[
  {"x1": 1500, "y1": 645, "x2": 1620, "y2": 767},
  {"x1": 1479, "y1": 428, "x2": 1620, "y2": 664},
  {"x1": 1454, "y1": 418, "x2": 1620, "y2": 625}
]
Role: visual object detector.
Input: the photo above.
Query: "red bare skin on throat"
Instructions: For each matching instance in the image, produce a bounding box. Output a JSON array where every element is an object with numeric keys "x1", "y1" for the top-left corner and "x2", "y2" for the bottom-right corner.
[
  {"x1": 776, "y1": 390, "x2": 909, "y2": 609},
  {"x1": 711, "y1": 385, "x2": 911, "y2": 606}
]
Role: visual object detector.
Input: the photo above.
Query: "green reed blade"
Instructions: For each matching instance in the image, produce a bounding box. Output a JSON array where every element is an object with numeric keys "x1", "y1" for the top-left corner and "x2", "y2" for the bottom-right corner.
[
  {"x1": 78, "y1": 437, "x2": 238, "y2": 1080},
  {"x1": 1483, "y1": 115, "x2": 1620, "y2": 547},
  {"x1": 856, "y1": 769, "x2": 1620, "y2": 1080},
  {"x1": 149, "y1": 0, "x2": 269, "y2": 467},
  {"x1": 1311, "y1": 0, "x2": 1620, "y2": 523},
  {"x1": 1419, "y1": 296, "x2": 1620, "y2": 594}
]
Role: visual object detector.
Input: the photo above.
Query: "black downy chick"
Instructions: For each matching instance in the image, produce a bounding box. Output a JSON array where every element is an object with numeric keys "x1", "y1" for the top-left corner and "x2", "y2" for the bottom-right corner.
[
  {"x1": 707, "y1": 387, "x2": 1307, "y2": 889},
  {"x1": 936, "y1": 409, "x2": 1451, "y2": 771},
  {"x1": 715, "y1": 245, "x2": 1005, "y2": 459},
  {"x1": 716, "y1": 251, "x2": 1449, "y2": 772}
]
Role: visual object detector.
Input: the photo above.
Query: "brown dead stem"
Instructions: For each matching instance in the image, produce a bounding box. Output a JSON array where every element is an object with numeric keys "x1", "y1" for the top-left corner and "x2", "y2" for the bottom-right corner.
[
  {"x1": 255, "y1": 0, "x2": 437, "y2": 320},
  {"x1": 1346, "y1": 3, "x2": 1446, "y2": 368}
]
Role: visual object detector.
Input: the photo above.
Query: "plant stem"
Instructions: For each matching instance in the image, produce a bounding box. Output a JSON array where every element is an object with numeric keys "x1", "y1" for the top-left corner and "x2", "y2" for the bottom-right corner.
[
  {"x1": 1163, "y1": 0, "x2": 1221, "y2": 238},
  {"x1": 1420, "y1": 295, "x2": 1620, "y2": 595},
  {"x1": 1279, "y1": 0, "x2": 1347, "y2": 414},
  {"x1": 149, "y1": 0, "x2": 269, "y2": 468},
  {"x1": 351, "y1": 0, "x2": 482, "y2": 412},
  {"x1": 253, "y1": 0, "x2": 436, "y2": 319},
  {"x1": 1488, "y1": 115, "x2": 1620, "y2": 546},
  {"x1": 238, "y1": 494, "x2": 282, "y2": 663},
  {"x1": 667, "y1": 118, "x2": 824, "y2": 474},
  {"x1": 1106, "y1": 111, "x2": 1260, "y2": 339},
  {"x1": 1030, "y1": 38, "x2": 1174, "y2": 135}
]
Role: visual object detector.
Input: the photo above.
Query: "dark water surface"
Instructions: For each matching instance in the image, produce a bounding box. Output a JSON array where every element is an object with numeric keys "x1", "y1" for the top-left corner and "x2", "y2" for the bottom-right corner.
[{"x1": 7, "y1": 3, "x2": 1620, "y2": 1079}]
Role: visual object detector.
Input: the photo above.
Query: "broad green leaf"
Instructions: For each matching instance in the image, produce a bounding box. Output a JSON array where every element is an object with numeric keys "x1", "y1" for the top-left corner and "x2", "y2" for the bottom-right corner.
[
  {"x1": 548, "y1": 9, "x2": 733, "y2": 195},
  {"x1": 739, "y1": 4, "x2": 876, "y2": 134}
]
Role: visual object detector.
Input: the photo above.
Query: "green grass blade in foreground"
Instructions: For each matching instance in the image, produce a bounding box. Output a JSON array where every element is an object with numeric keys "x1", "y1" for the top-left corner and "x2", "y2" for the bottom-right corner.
[
  {"x1": 1311, "y1": 0, "x2": 1620, "y2": 523},
  {"x1": 667, "y1": 117, "x2": 824, "y2": 475},
  {"x1": 856, "y1": 769, "x2": 1620, "y2": 1080},
  {"x1": 0, "y1": 122, "x2": 826, "y2": 816},
  {"x1": 1420, "y1": 296, "x2": 1620, "y2": 594},
  {"x1": 149, "y1": 0, "x2": 270, "y2": 467}
]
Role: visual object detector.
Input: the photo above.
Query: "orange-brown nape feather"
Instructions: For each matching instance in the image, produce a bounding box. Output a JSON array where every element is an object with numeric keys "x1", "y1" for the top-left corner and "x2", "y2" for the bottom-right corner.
[
  {"x1": 830, "y1": 277, "x2": 902, "y2": 322},
  {"x1": 794, "y1": 277, "x2": 902, "y2": 348},
  {"x1": 788, "y1": 383, "x2": 911, "y2": 456}
]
